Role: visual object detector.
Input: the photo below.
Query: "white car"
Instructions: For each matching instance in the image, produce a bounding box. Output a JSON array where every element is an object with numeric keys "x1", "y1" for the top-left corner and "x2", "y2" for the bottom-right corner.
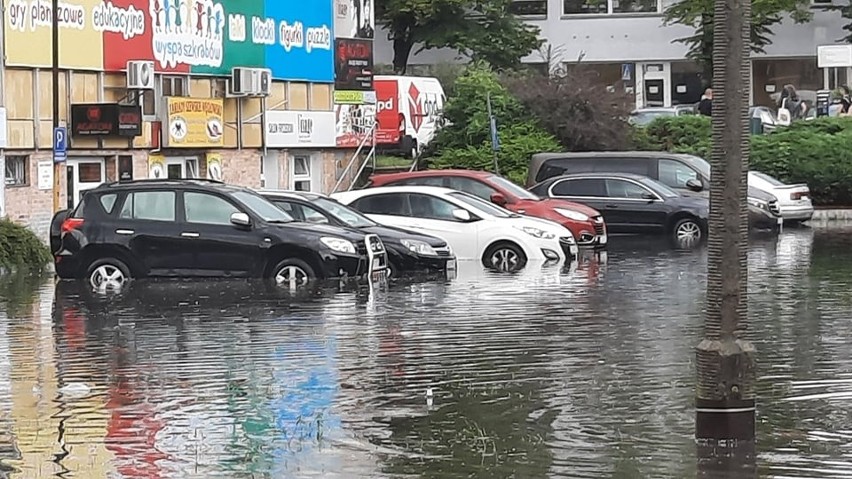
[
  {"x1": 748, "y1": 171, "x2": 814, "y2": 223},
  {"x1": 332, "y1": 186, "x2": 578, "y2": 272}
]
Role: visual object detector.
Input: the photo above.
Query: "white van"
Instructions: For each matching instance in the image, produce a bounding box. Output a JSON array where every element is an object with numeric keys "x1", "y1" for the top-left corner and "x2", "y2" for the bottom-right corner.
[{"x1": 374, "y1": 75, "x2": 446, "y2": 158}]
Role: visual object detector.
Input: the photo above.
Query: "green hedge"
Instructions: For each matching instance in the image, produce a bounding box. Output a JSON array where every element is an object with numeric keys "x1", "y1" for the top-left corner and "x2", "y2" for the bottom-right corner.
[
  {"x1": 636, "y1": 116, "x2": 852, "y2": 205},
  {"x1": 0, "y1": 219, "x2": 51, "y2": 271}
]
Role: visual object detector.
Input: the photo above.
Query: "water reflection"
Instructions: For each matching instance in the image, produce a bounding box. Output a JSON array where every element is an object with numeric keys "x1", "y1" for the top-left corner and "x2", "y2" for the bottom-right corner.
[{"x1": 3, "y1": 227, "x2": 852, "y2": 477}]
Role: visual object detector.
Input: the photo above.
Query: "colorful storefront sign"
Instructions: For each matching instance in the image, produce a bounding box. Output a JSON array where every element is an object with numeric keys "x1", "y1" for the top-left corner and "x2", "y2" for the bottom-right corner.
[
  {"x1": 333, "y1": 0, "x2": 374, "y2": 40},
  {"x1": 148, "y1": 153, "x2": 166, "y2": 178},
  {"x1": 266, "y1": 110, "x2": 337, "y2": 148},
  {"x1": 4, "y1": 0, "x2": 334, "y2": 82},
  {"x1": 70, "y1": 104, "x2": 142, "y2": 137},
  {"x1": 333, "y1": 90, "x2": 376, "y2": 105},
  {"x1": 205, "y1": 152, "x2": 223, "y2": 180},
  {"x1": 163, "y1": 97, "x2": 224, "y2": 148},
  {"x1": 335, "y1": 104, "x2": 374, "y2": 148},
  {"x1": 334, "y1": 39, "x2": 373, "y2": 91}
]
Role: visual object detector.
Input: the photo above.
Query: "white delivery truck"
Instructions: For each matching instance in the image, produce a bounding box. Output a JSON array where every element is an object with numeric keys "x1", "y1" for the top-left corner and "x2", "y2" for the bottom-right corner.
[{"x1": 374, "y1": 75, "x2": 446, "y2": 158}]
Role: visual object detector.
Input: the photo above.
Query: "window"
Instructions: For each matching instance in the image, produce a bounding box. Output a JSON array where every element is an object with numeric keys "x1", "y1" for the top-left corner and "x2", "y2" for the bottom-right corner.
[
  {"x1": 99, "y1": 193, "x2": 118, "y2": 214},
  {"x1": 551, "y1": 178, "x2": 606, "y2": 197},
  {"x1": 292, "y1": 156, "x2": 312, "y2": 191},
  {"x1": 605, "y1": 179, "x2": 652, "y2": 199},
  {"x1": 563, "y1": 0, "x2": 659, "y2": 14},
  {"x1": 166, "y1": 158, "x2": 199, "y2": 179},
  {"x1": 447, "y1": 177, "x2": 498, "y2": 201},
  {"x1": 131, "y1": 90, "x2": 156, "y2": 117},
  {"x1": 489, "y1": 175, "x2": 539, "y2": 200},
  {"x1": 509, "y1": 0, "x2": 547, "y2": 15},
  {"x1": 4, "y1": 156, "x2": 27, "y2": 186},
  {"x1": 409, "y1": 193, "x2": 460, "y2": 221},
  {"x1": 119, "y1": 191, "x2": 176, "y2": 222},
  {"x1": 184, "y1": 192, "x2": 239, "y2": 225},
  {"x1": 448, "y1": 192, "x2": 510, "y2": 218},
  {"x1": 231, "y1": 191, "x2": 294, "y2": 223},
  {"x1": 161, "y1": 75, "x2": 188, "y2": 97},
  {"x1": 593, "y1": 158, "x2": 652, "y2": 176},
  {"x1": 313, "y1": 197, "x2": 375, "y2": 227},
  {"x1": 351, "y1": 194, "x2": 409, "y2": 216},
  {"x1": 390, "y1": 177, "x2": 447, "y2": 187},
  {"x1": 658, "y1": 159, "x2": 699, "y2": 189},
  {"x1": 279, "y1": 201, "x2": 329, "y2": 224},
  {"x1": 78, "y1": 162, "x2": 103, "y2": 183}
]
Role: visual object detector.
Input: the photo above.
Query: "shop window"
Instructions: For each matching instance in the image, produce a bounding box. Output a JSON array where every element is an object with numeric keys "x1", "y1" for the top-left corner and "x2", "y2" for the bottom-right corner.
[
  {"x1": 4, "y1": 156, "x2": 28, "y2": 186},
  {"x1": 78, "y1": 162, "x2": 103, "y2": 183},
  {"x1": 166, "y1": 158, "x2": 199, "y2": 179},
  {"x1": 292, "y1": 156, "x2": 312, "y2": 191},
  {"x1": 510, "y1": 0, "x2": 548, "y2": 16},
  {"x1": 563, "y1": 0, "x2": 659, "y2": 14},
  {"x1": 162, "y1": 75, "x2": 189, "y2": 97},
  {"x1": 752, "y1": 58, "x2": 823, "y2": 108}
]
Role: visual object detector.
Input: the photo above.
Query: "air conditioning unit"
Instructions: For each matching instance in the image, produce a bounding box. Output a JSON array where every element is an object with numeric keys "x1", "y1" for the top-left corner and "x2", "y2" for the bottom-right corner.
[
  {"x1": 258, "y1": 69, "x2": 271, "y2": 96},
  {"x1": 231, "y1": 67, "x2": 271, "y2": 97},
  {"x1": 126, "y1": 61, "x2": 155, "y2": 90}
]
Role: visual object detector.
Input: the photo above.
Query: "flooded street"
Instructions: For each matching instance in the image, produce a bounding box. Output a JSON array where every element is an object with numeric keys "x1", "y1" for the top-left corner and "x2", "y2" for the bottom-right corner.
[{"x1": 2, "y1": 225, "x2": 852, "y2": 478}]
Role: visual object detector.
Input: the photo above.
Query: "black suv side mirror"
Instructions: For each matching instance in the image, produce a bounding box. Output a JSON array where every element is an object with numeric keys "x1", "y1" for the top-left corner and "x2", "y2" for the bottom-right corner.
[{"x1": 686, "y1": 179, "x2": 704, "y2": 192}]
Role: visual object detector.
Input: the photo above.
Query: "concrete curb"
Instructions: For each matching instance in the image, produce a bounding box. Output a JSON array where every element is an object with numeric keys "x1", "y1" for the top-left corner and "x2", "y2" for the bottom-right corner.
[{"x1": 811, "y1": 209, "x2": 852, "y2": 221}]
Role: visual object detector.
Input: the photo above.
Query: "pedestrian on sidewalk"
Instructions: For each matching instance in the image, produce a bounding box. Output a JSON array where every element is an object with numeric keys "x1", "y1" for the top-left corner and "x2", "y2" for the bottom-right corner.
[{"x1": 697, "y1": 88, "x2": 712, "y2": 116}]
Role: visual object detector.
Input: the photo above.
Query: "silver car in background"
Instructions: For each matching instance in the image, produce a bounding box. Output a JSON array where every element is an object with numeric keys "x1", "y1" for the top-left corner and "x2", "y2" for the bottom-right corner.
[{"x1": 748, "y1": 171, "x2": 814, "y2": 223}]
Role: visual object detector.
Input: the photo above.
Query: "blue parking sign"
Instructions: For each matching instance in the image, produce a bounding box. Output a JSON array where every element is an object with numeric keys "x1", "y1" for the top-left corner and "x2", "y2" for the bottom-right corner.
[
  {"x1": 622, "y1": 64, "x2": 633, "y2": 82},
  {"x1": 53, "y1": 127, "x2": 67, "y2": 163}
]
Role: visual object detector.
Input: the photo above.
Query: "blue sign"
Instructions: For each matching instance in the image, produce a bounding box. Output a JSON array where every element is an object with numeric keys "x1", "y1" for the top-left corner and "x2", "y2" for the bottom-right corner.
[
  {"x1": 53, "y1": 127, "x2": 67, "y2": 163},
  {"x1": 622, "y1": 63, "x2": 633, "y2": 82},
  {"x1": 264, "y1": 0, "x2": 335, "y2": 83}
]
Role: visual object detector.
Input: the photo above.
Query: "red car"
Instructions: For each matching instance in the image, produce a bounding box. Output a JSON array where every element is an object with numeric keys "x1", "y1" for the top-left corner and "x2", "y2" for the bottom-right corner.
[{"x1": 366, "y1": 169, "x2": 608, "y2": 248}]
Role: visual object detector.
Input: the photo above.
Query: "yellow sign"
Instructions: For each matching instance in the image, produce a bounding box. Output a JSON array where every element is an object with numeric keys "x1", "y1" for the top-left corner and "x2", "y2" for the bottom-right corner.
[
  {"x1": 148, "y1": 153, "x2": 165, "y2": 179},
  {"x1": 164, "y1": 97, "x2": 225, "y2": 148},
  {"x1": 334, "y1": 90, "x2": 371, "y2": 105},
  {"x1": 4, "y1": 0, "x2": 104, "y2": 69},
  {"x1": 205, "y1": 152, "x2": 223, "y2": 181}
]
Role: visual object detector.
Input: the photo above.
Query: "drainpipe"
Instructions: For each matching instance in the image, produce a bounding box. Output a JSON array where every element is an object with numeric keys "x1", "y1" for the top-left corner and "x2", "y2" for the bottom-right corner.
[{"x1": 0, "y1": 0, "x2": 6, "y2": 217}]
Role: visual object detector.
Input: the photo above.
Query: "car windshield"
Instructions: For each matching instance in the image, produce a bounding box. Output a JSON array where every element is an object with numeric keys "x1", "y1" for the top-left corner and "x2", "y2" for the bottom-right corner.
[
  {"x1": 232, "y1": 191, "x2": 294, "y2": 222},
  {"x1": 488, "y1": 175, "x2": 539, "y2": 200},
  {"x1": 313, "y1": 196, "x2": 375, "y2": 227},
  {"x1": 448, "y1": 191, "x2": 512, "y2": 218},
  {"x1": 750, "y1": 171, "x2": 785, "y2": 186},
  {"x1": 640, "y1": 178, "x2": 679, "y2": 198}
]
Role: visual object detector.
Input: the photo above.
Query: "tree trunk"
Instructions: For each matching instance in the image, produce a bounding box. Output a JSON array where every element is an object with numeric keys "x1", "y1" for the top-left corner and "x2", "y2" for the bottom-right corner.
[
  {"x1": 392, "y1": 34, "x2": 414, "y2": 75},
  {"x1": 695, "y1": 0, "x2": 756, "y2": 449}
]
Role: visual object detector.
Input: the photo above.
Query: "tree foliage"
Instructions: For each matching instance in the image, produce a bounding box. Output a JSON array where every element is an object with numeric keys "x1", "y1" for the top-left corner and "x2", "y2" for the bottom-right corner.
[
  {"x1": 663, "y1": 0, "x2": 812, "y2": 81},
  {"x1": 375, "y1": 0, "x2": 542, "y2": 74},
  {"x1": 424, "y1": 62, "x2": 560, "y2": 184},
  {"x1": 503, "y1": 68, "x2": 635, "y2": 152}
]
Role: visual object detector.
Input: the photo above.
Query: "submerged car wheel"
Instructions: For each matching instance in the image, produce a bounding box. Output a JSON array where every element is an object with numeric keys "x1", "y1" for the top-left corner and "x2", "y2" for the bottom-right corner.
[
  {"x1": 483, "y1": 242, "x2": 527, "y2": 272},
  {"x1": 86, "y1": 258, "x2": 131, "y2": 292},
  {"x1": 272, "y1": 258, "x2": 316, "y2": 287},
  {"x1": 672, "y1": 218, "x2": 702, "y2": 244}
]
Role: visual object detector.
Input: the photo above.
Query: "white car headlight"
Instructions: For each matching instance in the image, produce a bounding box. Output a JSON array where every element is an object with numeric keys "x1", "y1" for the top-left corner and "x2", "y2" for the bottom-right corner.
[
  {"x1": 554, "y1": 208, "x2": 589, "y2": 222},
  {"x1": 320, "y1": 237, "x2": 357, "y2": 254},
  {"x1": 516, "y1": 226, "x2": 556, "y2": 240},
  {"x1": 400, "y1": 239, "x2": 438, "y2": 256}
]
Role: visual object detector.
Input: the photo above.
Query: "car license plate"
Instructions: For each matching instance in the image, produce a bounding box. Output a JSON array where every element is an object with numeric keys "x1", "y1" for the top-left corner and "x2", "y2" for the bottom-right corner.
[{"x1": 599, "y1": 235, "x2": 607, "y2": 245}]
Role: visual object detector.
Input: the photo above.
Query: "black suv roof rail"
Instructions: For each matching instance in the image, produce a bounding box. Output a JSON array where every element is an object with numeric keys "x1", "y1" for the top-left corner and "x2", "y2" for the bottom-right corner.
[{"x1": 103, "y1": 178, "x2": 227, "y2": 188}]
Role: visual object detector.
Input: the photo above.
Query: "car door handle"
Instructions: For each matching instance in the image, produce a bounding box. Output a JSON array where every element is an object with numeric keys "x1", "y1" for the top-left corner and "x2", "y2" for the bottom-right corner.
[
  {"x1": 115, "y1": 229, "x2": 135, "y2": 235},
  {"x1": 181, "y1": 232, "x2": 200, "y2": 238},
  {"x1": 605, "y1": 204, "x2": 619, "y2": 208}
]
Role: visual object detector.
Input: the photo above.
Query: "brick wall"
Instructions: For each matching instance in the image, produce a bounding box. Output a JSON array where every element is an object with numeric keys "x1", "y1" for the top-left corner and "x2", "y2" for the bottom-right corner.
[
  {"x1": 6, "y1": 152, "x2": 63, "y2": 241},
  {"x1": 218, "y1": 149, "x2": 262, "y2": 188}
]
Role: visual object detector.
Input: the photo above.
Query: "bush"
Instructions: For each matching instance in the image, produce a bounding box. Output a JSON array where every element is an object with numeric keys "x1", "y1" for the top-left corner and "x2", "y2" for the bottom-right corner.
[
  {"x1": 634, "y1": 115, "x2": 852, "y2": 205},
  {"x1": 502, "y1": 68, "x2": 635, "y2": 152},
  {"x1": 425, "y1": 62, "x2": 560, "y2": 183},
  {"x1": 0, "y1": 219, "x2": 51, "y2": 271}
]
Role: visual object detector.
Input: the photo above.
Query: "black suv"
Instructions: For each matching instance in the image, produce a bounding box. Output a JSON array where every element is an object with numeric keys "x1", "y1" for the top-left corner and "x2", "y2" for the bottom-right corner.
[
  {"x1": 259, "y1": 190, "x2": 456, "y2": 277},
  {"x1": 51, "y1": 180, "x2": 388, "y2": 290}
]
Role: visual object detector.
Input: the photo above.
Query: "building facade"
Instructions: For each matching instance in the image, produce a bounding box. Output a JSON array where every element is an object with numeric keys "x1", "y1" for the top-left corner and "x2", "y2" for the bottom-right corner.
[
  {"x1": 374, "y1": 0, "x2": 851, "y2": 108},
  {"x1": 1, "y1": 0, "x2": 376, "y2": 239}
]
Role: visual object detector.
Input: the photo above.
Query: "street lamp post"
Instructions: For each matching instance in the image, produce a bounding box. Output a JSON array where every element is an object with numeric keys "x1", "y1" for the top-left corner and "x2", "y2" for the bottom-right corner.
[
  {"x1": 695, "y1": 0, "x2": 757, "y2": 454},
  {"x1": 52, "y1": 0, "x2": 61, "y2": 213}
]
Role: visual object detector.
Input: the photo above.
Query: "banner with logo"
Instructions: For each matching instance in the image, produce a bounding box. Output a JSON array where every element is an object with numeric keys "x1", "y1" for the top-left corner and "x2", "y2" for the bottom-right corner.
[
  {"x1": 334, "y1": 39, "x2": 373, "y2": 91},
  {"x1": 266, "y1": 111, "x2": 336, "y2": 148},
  {"x1": 335, "y1": 104, "x2": 374, "y2": 148},
  {"x1": 4, "y1": 0, "x2": 334, "y2": 82},
  {"x1": 148, "y1": 154, "x2": 166, "y2": 179},
  {"x1": 71, "y1": 104, "x2": 142, "y2": 137},
  {"x1": 333, "y1": 0, "x2": 374, "y2": 105},
  {"x1": 163, "y1": 97, "x2": 224, "y2": 148},
  {"x1": 205, "y1": 152, "x2": 223, "y2": 180}
]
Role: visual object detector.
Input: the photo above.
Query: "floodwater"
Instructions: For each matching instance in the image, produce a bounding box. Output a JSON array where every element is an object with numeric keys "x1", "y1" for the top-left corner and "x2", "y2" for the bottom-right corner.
[{"x1": 1, "y1": 225, "x2": 852, "y2": 478}]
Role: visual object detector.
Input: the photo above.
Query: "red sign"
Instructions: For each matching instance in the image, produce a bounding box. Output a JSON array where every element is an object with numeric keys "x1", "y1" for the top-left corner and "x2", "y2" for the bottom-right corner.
[
  {"x1": 101, "y1": 0, "x2": 189, "y2": 74},
  {"x1": 375, "y1": 79, "x2": 400, "y2": 144}
]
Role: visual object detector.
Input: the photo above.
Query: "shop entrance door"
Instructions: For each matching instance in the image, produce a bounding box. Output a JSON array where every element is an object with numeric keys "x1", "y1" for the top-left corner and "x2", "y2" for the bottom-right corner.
[{"x1": 65, "y1": 159, "x2": 106, "y2": 210}]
